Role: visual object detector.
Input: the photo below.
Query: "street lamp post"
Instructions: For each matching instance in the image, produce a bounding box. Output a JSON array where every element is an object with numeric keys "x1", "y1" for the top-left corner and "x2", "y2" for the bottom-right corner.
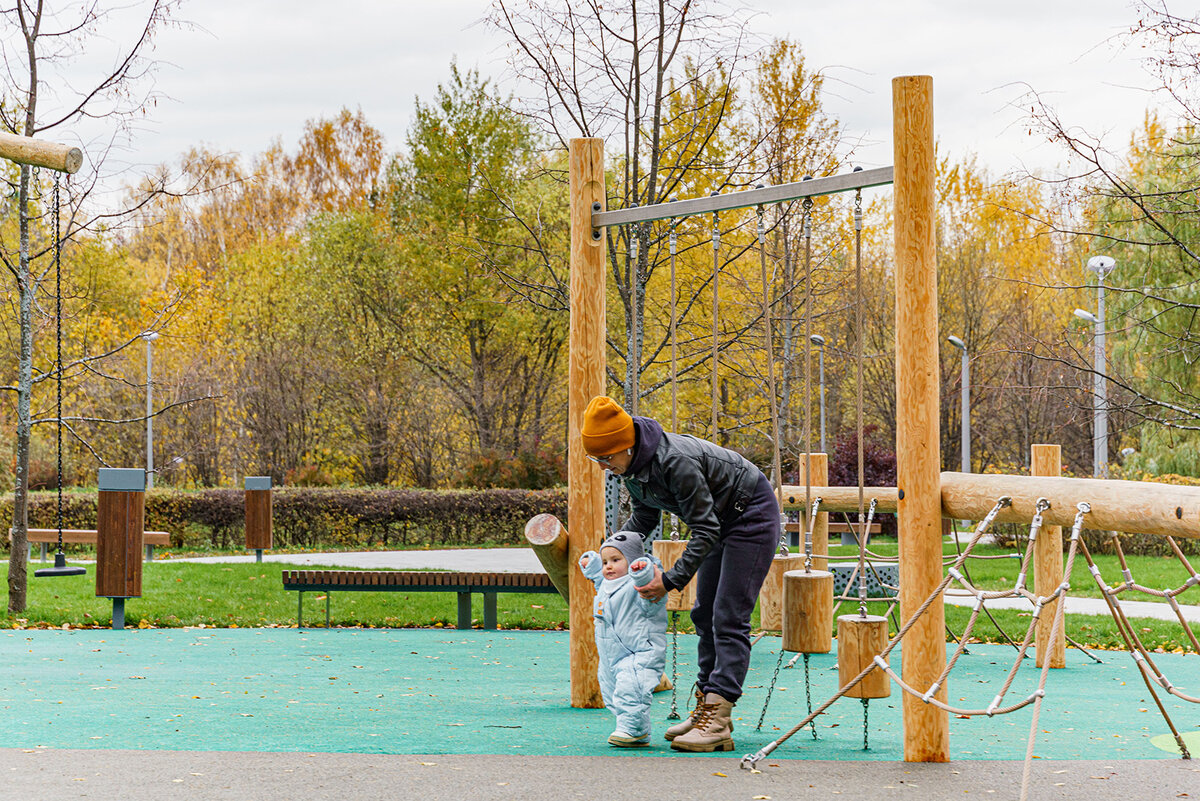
[
  {"x1": 143, "y1": 331, "x2": 159, "y2": 489},
  {"x1": 810, "y1": 334, "x2": 826, "y2": 453},
  {"x1": 1076, "y1": 254, "x2": 1116, "y2": 479},
  {"x1": 947, "y1": 335, "x2": 970, "y2": 473}
]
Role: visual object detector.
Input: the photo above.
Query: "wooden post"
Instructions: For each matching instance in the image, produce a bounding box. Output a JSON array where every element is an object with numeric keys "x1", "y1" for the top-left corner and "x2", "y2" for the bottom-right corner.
[
  {"x1": 567, "y1": 137, "x2": 606, "y2": 709},
  {"x1": 795, "y1": 453, "x2": 829, "y2": 569},
  {"x1": 1031, "y1": 445, "x2": 1066, "y2": 668},
  {"x1": 524, "y1": 513, "x2": 570, "y2": 600},
  {"x1": 758, "y1": 554, "x2": 804, "y2": 630},
  {"x1": 652, "y1": 539, "x2": 696, "y2": 612},
  {"x1": 244, "y1": 476, "x2": 273, "y2": 561},
  {"x1": 0, "y1": 131, "x2": 83, "y2": 174},
  {"x1": 95, "y1": 468, "x2": 145, "y2": 629},
  {"x1": 893, "y1": 74, "x2": 948, "y2": 762}
]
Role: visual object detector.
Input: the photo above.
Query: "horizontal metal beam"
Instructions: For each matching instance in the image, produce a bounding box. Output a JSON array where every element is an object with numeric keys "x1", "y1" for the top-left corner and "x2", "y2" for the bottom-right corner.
[{"x1": 590, "y1": 166, "x2": 894, "y2": 228}]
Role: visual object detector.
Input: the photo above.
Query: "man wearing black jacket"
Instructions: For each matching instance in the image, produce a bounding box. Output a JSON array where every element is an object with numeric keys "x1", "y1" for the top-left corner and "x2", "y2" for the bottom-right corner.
[{"x1": 580, "y1": 396, "x2": 780, "y2": 753}]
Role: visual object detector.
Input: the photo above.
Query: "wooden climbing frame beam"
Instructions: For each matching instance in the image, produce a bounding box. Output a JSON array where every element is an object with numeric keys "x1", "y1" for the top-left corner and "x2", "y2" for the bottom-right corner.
[{"x1": 0, "y1": 131, "x2": 82, "y2": 174}]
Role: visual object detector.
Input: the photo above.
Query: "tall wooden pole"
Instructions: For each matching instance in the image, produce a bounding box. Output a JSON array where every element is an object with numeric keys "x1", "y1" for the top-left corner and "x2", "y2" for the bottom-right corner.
[
  {"x1": 893, "y1": 75, "x2": 948, "y2": 762},
  {"x1": 1031, "y1": 444, "x2": 1066, "y2": 668},
  {"x1": 568, "y1": 138, "x2": 605, "y2": 709},
  {"x1": 795, "y1": 453, "x2": 829, "y2": 570}
]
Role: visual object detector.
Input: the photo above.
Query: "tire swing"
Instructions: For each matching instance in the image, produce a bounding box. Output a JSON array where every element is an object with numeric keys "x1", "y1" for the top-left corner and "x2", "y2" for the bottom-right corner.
[{"x1": 36, "y1": 172, "x2": 85, "y2": 579}]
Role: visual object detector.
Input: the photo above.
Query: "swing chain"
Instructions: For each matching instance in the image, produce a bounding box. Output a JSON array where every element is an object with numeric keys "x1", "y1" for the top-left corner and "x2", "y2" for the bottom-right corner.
[
  {"x1": 862, "y1": 698, "x2": 870, "y2": 750},
  {"x1": 667, "y1": 611, "x2": 681, "y2": 719},
  {"x1": 756, "y1": 646, "x2": 786, "y2": 731},
  {"x1": 54, "y1": 173, "x2": 64, "y2": 545},
  {"x1": 804, "y1": 653, "x2": 817, "y2": 739}
]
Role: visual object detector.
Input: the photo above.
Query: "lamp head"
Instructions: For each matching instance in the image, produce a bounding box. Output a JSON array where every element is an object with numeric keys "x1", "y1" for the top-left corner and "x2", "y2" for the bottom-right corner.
[
  {"x1": 1073, "y1": 308, "x2": 1098, "y2": 324},
  {"x1": 946, "y1": 335, "x2": 966, "y2": 350},
  {"x1": 142, "y1": 331, "x2": 160, "y2": 342},
  {"x1": 809, "y1": 334, "x2": 825, "y2": 347},
  {"x1": 1086, "y1": 255, "x2": 1116, "y2": 276}
]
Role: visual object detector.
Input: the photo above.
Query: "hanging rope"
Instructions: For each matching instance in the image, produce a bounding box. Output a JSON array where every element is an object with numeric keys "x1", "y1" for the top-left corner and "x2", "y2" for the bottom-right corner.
[
  {"x1": 801, "y1": 195, "x2": 814, "y2": 543},
  {"x1": 710, "y1": 201, "x2": 720, "y2": 441},
  {"x1": 629, "y1": 224, "x2": 640, "y2": 416},
  {"x1": 757, "y1": 201, "x2": 783, "y2": 493},
  {"x1": 36, "y1": 172, "x2": 84, "y2": 578}
]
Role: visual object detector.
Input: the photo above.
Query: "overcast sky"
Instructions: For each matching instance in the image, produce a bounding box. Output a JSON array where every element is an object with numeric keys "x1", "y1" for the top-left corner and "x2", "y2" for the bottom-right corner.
[{"x1": 35, "y1": 0, "x2": 1162, "y2": 193}]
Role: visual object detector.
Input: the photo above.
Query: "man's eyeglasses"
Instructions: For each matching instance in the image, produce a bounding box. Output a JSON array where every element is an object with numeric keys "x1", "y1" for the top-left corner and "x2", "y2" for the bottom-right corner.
[{"x1": 587, "y1": 453, "x2": 618, "y2": 467}]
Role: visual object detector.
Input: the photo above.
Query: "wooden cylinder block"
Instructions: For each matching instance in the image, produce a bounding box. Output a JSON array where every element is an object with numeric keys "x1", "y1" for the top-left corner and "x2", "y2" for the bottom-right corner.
[
  {"x1": 758, "y1": 554, "x2": 805, "y2": 631},
  {"x1": 782, "y1": 569, "x2": 833, "y2": 654},
  {"x1": 0, "y1": 131, "x2": 83, "y2": 173},
  {"x1": 653, "y1": 539, "x2": 696, "y2": 612},
  {"x1": 837, "y1": 614, "x2": 891, "y2": 699},
  {"x1": 95, "y1": 469, "x2": 145, "y2": 599},
  {"x1": 524, "y1": 513, "x2": 570, "y2": 600},
  {"x1": 245, "y1": 478, "x2": 273, "y2": 551}
]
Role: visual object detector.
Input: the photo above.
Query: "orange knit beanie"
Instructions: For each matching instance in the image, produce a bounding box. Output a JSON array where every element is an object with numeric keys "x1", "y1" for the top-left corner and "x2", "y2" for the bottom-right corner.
[{"x1": 581, "y1": 396, "x2": 635, "y2": 456}]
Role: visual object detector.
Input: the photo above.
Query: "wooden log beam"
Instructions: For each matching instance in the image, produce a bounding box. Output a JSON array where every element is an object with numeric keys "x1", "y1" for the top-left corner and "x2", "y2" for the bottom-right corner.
[
  {"x1": 524, "y1": 513, "x2": 570, "y2": 601},
  {"x1": 0, "y1": 131, "x2": 83, "y2": 174},
  {"x1": 779, "y1": 485, "x2": 898, "y2": 514},
  {"x1": 783, "y1": 473, "x2": 1200, "y2": 540},
  {"x1": 939, "y1": 471, "x2": 1200, "y2": 540}
]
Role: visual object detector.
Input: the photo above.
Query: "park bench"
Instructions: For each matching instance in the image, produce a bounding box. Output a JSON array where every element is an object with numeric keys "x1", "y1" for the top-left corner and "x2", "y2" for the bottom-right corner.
[
  {"x1": 9, "y1": 528, "x2": 172, "y2": 562},
  {"x1": 280, "y1": 570, "x2": 559, "y2": 629}
]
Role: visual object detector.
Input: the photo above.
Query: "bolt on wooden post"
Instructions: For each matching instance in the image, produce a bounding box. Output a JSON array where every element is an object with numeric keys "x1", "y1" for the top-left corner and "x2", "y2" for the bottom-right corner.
[
  {"x1": 95, "y1": 468, "x2": 145, "y2": 630},
  {"x1": 245, "y1": 476, "x2": 273, "y2": 563}
]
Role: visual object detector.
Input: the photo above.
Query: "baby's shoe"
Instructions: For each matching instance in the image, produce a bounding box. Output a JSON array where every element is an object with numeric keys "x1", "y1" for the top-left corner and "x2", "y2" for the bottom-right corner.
[{"x1": 607, "y1": 730, "x2": 650, "y2": 748}]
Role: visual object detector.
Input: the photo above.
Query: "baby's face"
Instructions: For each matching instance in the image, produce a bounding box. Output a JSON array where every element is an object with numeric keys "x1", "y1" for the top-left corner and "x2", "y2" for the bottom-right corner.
[{"x1": 600, "y1": 547, "x2": 629, "y2": 580}]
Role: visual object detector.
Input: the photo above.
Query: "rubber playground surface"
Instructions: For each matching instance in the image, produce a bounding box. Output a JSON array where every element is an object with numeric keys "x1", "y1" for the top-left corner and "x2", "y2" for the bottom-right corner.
[{"x1": 3, "y1": 628, "x2": 1197, "y2": 762}]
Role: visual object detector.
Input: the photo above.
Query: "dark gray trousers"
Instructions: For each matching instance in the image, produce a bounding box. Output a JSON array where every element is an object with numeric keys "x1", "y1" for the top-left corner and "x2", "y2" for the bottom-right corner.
[{"x1": 689, "y1": 473, "x2": 779, "y2": 702}]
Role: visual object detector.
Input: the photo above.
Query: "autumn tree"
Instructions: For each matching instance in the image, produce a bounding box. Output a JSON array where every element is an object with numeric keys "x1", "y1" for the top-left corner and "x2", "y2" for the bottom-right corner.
[
  {"x1": 387, "y1": 64, "x2": 568, "y2": 465},
  {"x1": 1, "y1": 0, "x2": 189, "y2": 614},
  {"x1": 1020, "y1": 1, "x2": 1200, "y2": 475}
]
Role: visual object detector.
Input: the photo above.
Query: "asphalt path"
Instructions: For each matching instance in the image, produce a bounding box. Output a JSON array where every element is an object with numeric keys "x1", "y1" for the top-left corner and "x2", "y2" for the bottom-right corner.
[{"x1": 4, "y1": 748, "x2": 1199, "y2": 801}]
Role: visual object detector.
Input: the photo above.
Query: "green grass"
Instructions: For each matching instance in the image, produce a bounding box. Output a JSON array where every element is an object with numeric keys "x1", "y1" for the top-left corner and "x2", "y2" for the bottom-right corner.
[
  {"x1": 821, "y1": 539, "x2": 1199, "y2": 602},
  {"x1": 1, "y1": 545, "x2": 1197, "y2": 653}
]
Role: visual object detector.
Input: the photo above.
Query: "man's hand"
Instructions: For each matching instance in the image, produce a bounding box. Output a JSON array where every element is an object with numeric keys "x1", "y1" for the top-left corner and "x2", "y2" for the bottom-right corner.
[{"x1": 636, "y1": 565, "x2": 667, "y2": 601}]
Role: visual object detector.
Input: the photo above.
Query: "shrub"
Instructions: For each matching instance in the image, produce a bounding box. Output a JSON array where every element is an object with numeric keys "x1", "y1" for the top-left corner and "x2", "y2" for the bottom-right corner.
[{"x1": 0, "y1": 486, "x2": 568, "y2": 553}]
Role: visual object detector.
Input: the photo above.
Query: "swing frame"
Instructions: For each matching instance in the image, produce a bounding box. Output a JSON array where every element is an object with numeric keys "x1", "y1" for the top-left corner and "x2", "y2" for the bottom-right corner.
[{"x1": 567, "y1": 75, "x2": 1200, "y2": 762}]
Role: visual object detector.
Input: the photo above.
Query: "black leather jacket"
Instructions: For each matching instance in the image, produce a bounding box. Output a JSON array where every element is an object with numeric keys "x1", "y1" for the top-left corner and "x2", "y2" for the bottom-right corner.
[{"x1": 619, "y1": 417, "x2": 764, "y2": 589}]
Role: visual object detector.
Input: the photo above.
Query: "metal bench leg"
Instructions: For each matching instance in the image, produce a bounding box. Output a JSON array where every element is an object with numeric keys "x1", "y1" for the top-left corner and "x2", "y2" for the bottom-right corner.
[
  {"x1": 325, "y1": 593, "x2": 331, "y2": 628},
  {"x1": 145, "y1": 544, "x2": 154, "y2": 562},
  {"x1": 298, "y1": 591, "x2": 304, "y2": 628},
  {"x1": 483, "y1": 592, "x2": 497, "y2": 629},
  {"x1": 40, "y1": 543, "x2": 48, "y2": 562},
  {"x1": 457, "y1": 592, "x2": 472, "y2": 629}
]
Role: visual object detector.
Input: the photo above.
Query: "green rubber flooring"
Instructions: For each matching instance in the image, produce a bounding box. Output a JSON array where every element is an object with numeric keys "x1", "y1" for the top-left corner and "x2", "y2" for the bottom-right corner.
[{"x1": 2, "y1": 629, "x2": 1196, "y2": 760}]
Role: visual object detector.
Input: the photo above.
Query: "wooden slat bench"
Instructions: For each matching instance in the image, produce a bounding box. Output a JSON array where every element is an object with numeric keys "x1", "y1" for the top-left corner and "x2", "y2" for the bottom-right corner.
[
  {"x1": 280, "y1": 570, "x2": 560, "y2": 629},
  {"x1": 9, "y1": 528, "x2": 172, "y2": 562}
]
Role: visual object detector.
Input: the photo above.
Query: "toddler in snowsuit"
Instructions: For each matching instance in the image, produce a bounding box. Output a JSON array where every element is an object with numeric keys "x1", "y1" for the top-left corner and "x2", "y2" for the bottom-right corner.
[{"x1": 579, "y1": 530, "x2": 669, "y2": 747}]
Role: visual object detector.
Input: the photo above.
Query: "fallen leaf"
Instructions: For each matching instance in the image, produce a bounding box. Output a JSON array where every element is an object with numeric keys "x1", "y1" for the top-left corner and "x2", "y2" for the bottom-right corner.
[{"x1": 712, "y1": 772, "x2": 727, "y2": 777}]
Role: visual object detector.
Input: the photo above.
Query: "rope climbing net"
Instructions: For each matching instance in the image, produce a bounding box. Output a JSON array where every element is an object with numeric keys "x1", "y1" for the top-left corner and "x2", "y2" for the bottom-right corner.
[{"x1": 743, "y1": 495, "x2": 1200, "y2": 798}]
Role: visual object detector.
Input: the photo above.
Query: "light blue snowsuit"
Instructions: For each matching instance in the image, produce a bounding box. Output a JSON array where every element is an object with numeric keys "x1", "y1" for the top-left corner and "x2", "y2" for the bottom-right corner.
[{"x1": 579, "y1": 550, "x2": 669, "y2": 738}]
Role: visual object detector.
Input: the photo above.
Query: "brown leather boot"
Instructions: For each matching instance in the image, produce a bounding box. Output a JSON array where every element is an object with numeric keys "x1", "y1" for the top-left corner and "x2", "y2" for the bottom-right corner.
[
  {"x1": 669, "y1": 692, "x2": 735, "y2": 752},
  {"x1": 664, "y1": 684, "x2": 706, "y2": 741}
]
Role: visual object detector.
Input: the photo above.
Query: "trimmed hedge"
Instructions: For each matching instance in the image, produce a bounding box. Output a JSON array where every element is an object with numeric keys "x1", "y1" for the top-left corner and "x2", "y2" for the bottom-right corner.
[{"x1": 1, "y1": 487, "x2": 568, "y2": 552}]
